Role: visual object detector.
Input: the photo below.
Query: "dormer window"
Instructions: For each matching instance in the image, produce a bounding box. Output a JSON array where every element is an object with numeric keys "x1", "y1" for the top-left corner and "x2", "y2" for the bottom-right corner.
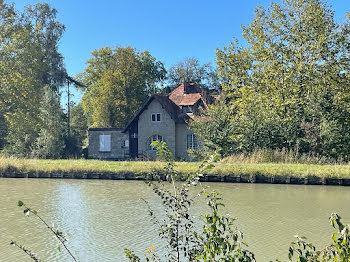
[
  {"x1": 182, "y1": 106, "x2": 193, "y2": 114},
  {"x1": 151, "y1": 113, "x2": 161, "y2": 122}
]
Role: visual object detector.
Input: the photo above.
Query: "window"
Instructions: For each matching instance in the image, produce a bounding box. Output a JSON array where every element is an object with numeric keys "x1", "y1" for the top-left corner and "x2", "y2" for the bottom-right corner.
[
  {"x1": 182, "y1": 106, "x2": 193, "y2": 114},
  {"x1": 99, "y1": 134, "x2": 111, "y2": 152},
  {"x1": 151, "y1": 113, "x2": 161, "y2": 122},
  {"x1": 187, "y1": 134, "x2": 198, "y2": 150},
  {"x1": 131, "y1": 133, "x2": 138, "y2": 139},
  {"x1": 148, "y1": 135, "x2": 163, "y2": 150},
  {"x1": 124, "y1": 139, "x2": 129, "y2": 147}
]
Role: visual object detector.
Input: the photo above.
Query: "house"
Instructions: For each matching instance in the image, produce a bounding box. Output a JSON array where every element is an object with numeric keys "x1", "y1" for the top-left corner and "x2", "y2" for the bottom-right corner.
[{"x1": 88, "y1": 82, "x2": 214, "y2": 160}]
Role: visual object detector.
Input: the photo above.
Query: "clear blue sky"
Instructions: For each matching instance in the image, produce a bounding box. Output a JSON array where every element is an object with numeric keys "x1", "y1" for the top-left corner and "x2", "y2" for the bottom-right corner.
[{"x1": 12, "y1": 0, "x2": 350, "y2": 77}]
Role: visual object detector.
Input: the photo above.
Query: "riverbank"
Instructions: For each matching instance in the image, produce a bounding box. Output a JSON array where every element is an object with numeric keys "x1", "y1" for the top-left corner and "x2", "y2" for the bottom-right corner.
[{"x1": 1, "y1": 158, "x2": 350, "y2": 185}]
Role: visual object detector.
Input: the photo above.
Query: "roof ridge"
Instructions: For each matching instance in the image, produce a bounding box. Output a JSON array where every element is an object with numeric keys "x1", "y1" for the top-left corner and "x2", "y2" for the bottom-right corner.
[{"x1": 168, "y1": 83, "x2": 184, "y2": 97}]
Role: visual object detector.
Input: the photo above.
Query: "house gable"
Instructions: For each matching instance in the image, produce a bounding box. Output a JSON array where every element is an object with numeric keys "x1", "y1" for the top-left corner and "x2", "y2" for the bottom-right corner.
[
  {"x1": 88, "y1": 82, "x2": 215, "y2": 160},
  {"x1": 137, "y1": 99, "x2": 176, "y2": 158},
  {"x1": 123, "y1": 95, "x2": 181, "y2": 133}
]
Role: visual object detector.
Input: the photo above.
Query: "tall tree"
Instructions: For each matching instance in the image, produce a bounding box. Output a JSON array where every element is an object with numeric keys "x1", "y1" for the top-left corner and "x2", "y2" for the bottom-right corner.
[
  {"x1": 80, "y1": 46, "x2": 166, "y2": 128},
  {"x1": 32, "y1": 87, "x2": 65, "y2": 159},
  {"x1": 0, "y1": 1, "x2": 66, "y2": 157},
  {"x1": 212, "y1": 0, "x2": 350, "y2": 158},
  {"x1": 167, "y1": 57, "x2": 220, "y2": 91},
  {"x1": 189, "y1": 98, "x2": 242, "y2": 157}
]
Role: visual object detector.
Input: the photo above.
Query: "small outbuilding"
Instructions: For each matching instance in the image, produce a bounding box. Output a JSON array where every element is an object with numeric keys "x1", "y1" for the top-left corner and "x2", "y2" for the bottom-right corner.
[{"x1": 88, "y1": 128, "x2": 129, "y2": 160}]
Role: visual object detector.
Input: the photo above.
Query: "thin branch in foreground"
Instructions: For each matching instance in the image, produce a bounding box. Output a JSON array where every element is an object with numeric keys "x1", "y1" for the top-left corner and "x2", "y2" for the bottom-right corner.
[
  {"x1": 17, "y1": 200, "x2": 77, "y2": 262},
  {"x1": 10, "y1": 240, "x2": 40, "y2": 262}
]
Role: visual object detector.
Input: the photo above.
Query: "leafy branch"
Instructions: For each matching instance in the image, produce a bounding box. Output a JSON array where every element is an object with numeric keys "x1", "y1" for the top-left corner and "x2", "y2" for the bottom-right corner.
[
  {"x1": 125, "y1": 141, "x2": 254, "y2": 261},
  {"x1": 288, "y1": 213, "x2": 350, "y2": 262}
]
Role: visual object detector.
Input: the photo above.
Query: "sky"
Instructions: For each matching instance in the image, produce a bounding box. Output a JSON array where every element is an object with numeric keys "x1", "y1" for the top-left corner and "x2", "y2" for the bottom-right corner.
[{"x1": 11, "y1": 0, "x2": 350, "y2": 102}]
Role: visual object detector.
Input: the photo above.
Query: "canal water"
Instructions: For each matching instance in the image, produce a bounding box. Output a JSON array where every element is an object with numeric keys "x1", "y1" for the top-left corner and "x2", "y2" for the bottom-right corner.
[{"x1": 0, "y1": 178, "x2": 349, "y2": 261}]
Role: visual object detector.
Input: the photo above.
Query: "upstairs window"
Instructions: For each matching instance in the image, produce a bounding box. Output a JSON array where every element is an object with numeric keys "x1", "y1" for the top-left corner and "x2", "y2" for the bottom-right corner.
[
  {"x1": 187, "y1": 134, "x2": 198, "y2": 150},
  {"x1": 99, "y1": 134, "x2": 111, "y2": 152},
  {"x1": 148, "y1": 135, "x2": 163, "y2": 150},
  {"x1": 182, "y1": 106, "x2": 193, "y2": 114},
  {"x1": 151, "y1": 113, "x2": 161, "y2": 122}
]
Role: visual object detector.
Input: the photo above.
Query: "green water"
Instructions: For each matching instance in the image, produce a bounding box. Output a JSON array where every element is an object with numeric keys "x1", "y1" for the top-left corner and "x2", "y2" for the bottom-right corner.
[{"x1": 0, "y1": 178, "x2": 349, "y2": 261}]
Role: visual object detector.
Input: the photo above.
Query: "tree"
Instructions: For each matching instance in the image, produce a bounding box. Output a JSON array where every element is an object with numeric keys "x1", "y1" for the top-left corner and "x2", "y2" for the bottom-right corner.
[
  {"x1": 189, "y1": 98, "x2": 242, "y2": 157},
  {"x1": 215, "y1": 0, "x2": 350, "y2": 159},
  {"x1": 0, "y1": 113, "x2": 7, "y2": 151},
  {"x1": 0, "y1": 1, "x2": 66, "y2": 157},
  {"x1": 66, "y1": 103, "x2": 88, "y2": 157},
  {"x1": 32, "y1": 87, "x2": 65, "y2": 159},
  {"x1": 167, "y1": 57, "x2": 220, "y2": 92},
  {"x1": 80, "y1": 46, "x2": 166, "y2": 128}
]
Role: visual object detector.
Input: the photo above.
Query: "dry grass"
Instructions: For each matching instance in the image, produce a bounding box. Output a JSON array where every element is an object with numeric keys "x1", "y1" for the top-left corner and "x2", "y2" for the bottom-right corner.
[
  {"x1": 0, "y1": 157, "x2": 197, "y2": 175},
  {"x1": 1, "y1": 156, "x2": 350, "y2": 179},
  {"x1": 222, "y1": 148, "x2": 347, "y2": 165}
]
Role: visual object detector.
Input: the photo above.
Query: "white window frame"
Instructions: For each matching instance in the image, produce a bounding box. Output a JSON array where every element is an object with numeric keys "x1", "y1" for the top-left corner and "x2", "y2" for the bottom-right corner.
[
  {"x1": 187, "y1": 134, "x2": 198, "y2": 150},
  {"x1": 151, "y1": 113, "x2": 161, "y2": 123},
  {"x1": 124, "y1": 139, "x2": 129, "y2": 148},
  {"x1": 148, "y1": 135, "x2": 163, "y2": 150},
  {"x1": 99, "y1": 134, "x2": 111, "y2": 152}
]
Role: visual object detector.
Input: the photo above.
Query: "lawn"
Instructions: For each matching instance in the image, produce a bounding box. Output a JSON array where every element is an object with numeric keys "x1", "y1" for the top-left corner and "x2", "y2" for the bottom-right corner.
[{"x1": 1, "y1": 157, "x2": 350, "y2": 178}]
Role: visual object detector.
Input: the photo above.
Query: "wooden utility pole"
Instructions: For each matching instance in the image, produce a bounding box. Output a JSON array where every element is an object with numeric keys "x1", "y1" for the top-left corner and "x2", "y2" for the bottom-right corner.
[
  {"x1": 67, "y1": 78, "x2": 71, "y2": 138},
  {"x1": 66, "y1": 76, "x2": 85, "y2": 138}
]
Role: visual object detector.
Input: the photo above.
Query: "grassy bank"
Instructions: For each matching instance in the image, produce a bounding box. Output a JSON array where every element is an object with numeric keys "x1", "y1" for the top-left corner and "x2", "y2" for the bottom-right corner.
[{"x1": 1, "y1": 157, "x2": 350, "y2": 179}]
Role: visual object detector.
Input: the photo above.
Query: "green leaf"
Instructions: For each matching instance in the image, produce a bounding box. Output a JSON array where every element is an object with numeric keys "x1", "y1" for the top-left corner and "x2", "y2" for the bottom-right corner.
[
  {"x1": 332, "y1": 232, "x2": 337, "y2": 242},
  {"x1": 17, "y1": 200, "x2": 24, "y2": 207}
]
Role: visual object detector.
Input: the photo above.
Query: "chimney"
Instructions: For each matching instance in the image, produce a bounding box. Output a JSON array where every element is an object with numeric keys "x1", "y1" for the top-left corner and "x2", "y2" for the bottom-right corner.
[{"x1": 184, "y1": 81, "x2": 190, "y2": 94}]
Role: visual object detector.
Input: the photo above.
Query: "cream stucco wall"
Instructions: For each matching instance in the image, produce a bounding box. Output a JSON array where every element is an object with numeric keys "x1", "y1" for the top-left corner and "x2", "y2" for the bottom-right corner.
[
  {"x1": 175, "y1": 123, "x2": 192, "y2": 160},
  {"x1": 138, "y1": 99, "x2": 176, "y2": 159}
]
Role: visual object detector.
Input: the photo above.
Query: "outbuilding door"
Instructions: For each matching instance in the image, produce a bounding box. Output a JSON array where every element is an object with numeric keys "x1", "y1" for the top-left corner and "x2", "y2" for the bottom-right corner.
[{"x1": 129, "y1": 121, "x2": 138, "y2": 158}]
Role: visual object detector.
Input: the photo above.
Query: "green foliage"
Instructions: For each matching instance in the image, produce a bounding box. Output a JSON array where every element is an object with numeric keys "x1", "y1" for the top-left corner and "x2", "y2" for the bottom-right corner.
[
  {"x1": 124, "y1": 249, "x2": 141, "y2": 262},
  {"x1": 0, "y1": 114, "x2": 7, "y2": 150},
  {"x1": 196, "y1": 192, "x2": 255, "y2": 261},
  {"x1": 167, "y1": 57, "x2": 220, "y2": 92},
  {"x1": 65, "y1": 103, "x2": 88, "y2": 157},
  {"x1": 80, "y1": 46, "x2": 166, "y2": 128},
  {"x1": 126, "y1": 142, "x2": 255, "y2": 261},
  {"x1": 32, "y1": 87, "x2": 66, "y2": 159},
  {"x1": 144, "y1": 141, "x2": 202, "y2": 261},
  {"x1": 288, "y1": 213, "x2": 350, "y2": 261},
  {"x1": 0, "y1": 1, "x2": 66, "y2": 157},
  {"x1": 223, "y1": 148, "x2": 345, "y2": 165},
  {"x1": 189, "y1": 98, "x2": 242, "y2": 158},
  {"x1": 212, "y1": 0, "x2": 350, "y2": 160}
]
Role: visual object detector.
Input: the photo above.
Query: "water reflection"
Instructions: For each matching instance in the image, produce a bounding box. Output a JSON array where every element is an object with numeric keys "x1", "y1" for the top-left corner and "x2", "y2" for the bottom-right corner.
[{"x1": 0, "y1": 178, "x2": 349, "y2": 261}]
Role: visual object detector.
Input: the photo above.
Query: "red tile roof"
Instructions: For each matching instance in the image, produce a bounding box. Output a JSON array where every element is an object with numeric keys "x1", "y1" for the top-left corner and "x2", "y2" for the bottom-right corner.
[
  {"x1": 178, "y1": 93, "x2": 202, "y2": 106},
  {"x1": 124, "y1": 83, "x2": 213, "y2": 131},
  {"x1": 168, "y1": 83, "x2": 203, "y2": 106}
]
